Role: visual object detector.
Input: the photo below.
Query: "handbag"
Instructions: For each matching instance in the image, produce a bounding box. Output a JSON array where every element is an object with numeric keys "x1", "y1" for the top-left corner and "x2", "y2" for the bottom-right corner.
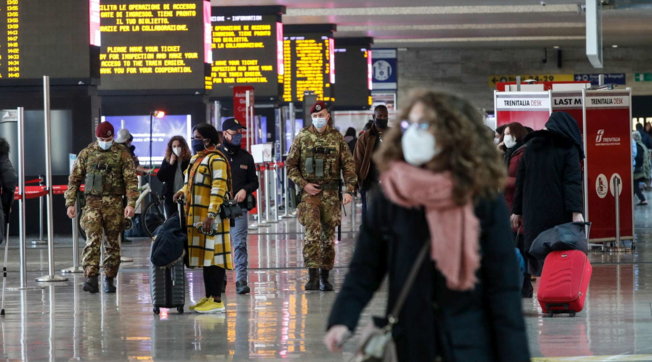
[{"x1": 354, "y1": 241, "x2": 430, "y2": 362}]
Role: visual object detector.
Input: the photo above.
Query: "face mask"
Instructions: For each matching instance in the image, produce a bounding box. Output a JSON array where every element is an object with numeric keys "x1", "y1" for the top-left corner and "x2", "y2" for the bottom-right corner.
[
  {"x1": 312, "y1": 117, "x2": 327, "y2": 129},
  {"x1": 503, "y1": 134, "x2": 517, "y2": 149},
  {"x1": 98, "y1": 140, "x2": 113, "y2": 150},
  {"x1": 375, "y1": 118, "x2": 388, "y2": 129},
  {"x1": 228, "y1": 133, "x2": 243, "y2": 147},
  {"x1": 401, "y1": 124, "x2": 437, "y2": 166},
  {"x1": 172, "y1": 147, "x2": 182, "y2": 157},
  {"x1": 191, "y1": 139, "x2": 205, "y2": 154}
]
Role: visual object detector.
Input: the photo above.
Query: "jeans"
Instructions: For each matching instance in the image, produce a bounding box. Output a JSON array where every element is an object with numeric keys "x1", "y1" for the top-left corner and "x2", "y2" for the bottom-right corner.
[
  {"x1": 231, "y1": 213, "x2": 249, "y2": 282},
  {"x1": 634, "y1": 177, "x2": 646, "y2": 202}
]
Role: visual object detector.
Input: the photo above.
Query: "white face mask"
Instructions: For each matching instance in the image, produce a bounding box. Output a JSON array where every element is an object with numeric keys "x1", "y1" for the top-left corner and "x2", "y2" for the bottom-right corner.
[
  {"x1": 172, "y1": 147, "x2": 182, "y2": 157},
  {"x1": 98, "y1": 140, "x2": 113, "y2": 150},
  {"x1": 494, "y1": 137, "x2": 500, "y2": 145},
  {"x1": 312, "y1": 117, "x2": 327, "y2": 129},
  {"x1": 503, "y1": 134, "x2": 516, "y2": 149},
  {"x1": 401, "y1": 123, "x2": 437, "y2": 166}
]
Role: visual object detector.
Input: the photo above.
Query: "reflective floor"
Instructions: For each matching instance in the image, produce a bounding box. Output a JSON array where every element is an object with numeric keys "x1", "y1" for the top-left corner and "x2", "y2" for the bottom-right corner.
[{"x1": 1, "y1": 198, "x2": 652, "y2": 361}]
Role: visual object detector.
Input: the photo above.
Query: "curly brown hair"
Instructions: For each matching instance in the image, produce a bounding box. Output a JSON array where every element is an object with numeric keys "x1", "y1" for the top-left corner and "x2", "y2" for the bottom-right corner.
[
  {"x1": 374, "y1": 89, "x2": 506, "y2": 205},
  {"x1": 164, "y1": 135, "x2": 192, "y2": 163}
]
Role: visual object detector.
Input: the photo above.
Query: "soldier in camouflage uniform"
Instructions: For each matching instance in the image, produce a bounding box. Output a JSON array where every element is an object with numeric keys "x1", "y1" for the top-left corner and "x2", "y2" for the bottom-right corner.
[
  {"x1": 64, "y1": 122, "x2": 139, "y2": 294},
  {"x1": 286, "y1": 101, "x2": 357, "y2": 291}
]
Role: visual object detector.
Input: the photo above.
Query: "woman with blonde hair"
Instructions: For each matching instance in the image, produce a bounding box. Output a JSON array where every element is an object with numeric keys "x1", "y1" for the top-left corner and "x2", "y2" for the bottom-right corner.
[{"x1": 324, "y1": 90, "x2": 529, "y2": 361}]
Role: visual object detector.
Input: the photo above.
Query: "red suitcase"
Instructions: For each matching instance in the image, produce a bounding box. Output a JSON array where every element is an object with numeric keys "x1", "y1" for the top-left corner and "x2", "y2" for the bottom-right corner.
[{"x1": 537, "y1": 250, "x2": 592, "y2": 317}]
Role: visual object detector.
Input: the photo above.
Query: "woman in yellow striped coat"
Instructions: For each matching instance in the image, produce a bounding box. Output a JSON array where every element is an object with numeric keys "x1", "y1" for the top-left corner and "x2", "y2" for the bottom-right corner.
[{"x1": 174, "y1": 123, "x2": 232, "y2": 314}]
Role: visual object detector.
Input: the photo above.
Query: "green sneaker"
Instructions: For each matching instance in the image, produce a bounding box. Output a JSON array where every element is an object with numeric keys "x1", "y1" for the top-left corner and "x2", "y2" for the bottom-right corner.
[{"x1": 189, "y1": 297, "x2": 210, "y2": 311}]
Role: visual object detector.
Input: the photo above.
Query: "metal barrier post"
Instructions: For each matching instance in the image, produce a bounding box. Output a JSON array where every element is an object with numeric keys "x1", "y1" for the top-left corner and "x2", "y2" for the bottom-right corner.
[
  {"x1": 31, "y1": 176, "x2": 47, "y2": 245},
  {"x1": 264, "y1": 164, "x2": 274, "y2": 223},
  {"x1": 17, "y1": 107, "x2": 27, "y2": 288},
  {"x1": 62, "y1": 198, "x2": 83, "y2": 273},
  {"x1": 36, "y1": 76, "x2": 67, "y2": 283},
  {"x1": 281, "y1": 165, "x2": 289, "y2": 218},
  {"x1": 614, "y1": 177, "x2": 621, "y2": 249},
  {"x1": 270, "y1": 163, "x2": 279, "y2": 223},
  {"x1": 256, "y1": 168, "x2": 269, "y2": 228},
  {"x1": 350, "y1": 195, "x2": 356, "y2": 230}
]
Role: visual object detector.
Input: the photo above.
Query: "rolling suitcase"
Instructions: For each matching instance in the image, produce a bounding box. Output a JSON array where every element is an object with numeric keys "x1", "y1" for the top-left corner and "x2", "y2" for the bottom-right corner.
[
  {"x1": 150, "y1": 202, "x2": 186, "y2": 315},
  {"x1": 537, "y1": 250, "x2": 592, "y2": 317}
]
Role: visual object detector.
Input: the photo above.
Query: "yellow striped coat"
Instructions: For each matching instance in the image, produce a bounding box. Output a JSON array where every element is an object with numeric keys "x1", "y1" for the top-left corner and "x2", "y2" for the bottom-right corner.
[{"x1": 179, "y1": 150, "x2": 232, "y2": 269}]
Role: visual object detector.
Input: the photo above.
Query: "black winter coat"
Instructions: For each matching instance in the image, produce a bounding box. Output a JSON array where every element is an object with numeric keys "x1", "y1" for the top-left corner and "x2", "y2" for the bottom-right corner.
[
  {"x1": 512, "y1": 130, "x2": 583, "y2": 273},
  {"x1": 0, "y1": 140, "x2": 17, "y2": 244},
  {"x1": 157, "y1": 158, "x2": 191, "y2": 200},
  {"x1": 327, "y1": 191, "x2": 530, "y2": 362}
]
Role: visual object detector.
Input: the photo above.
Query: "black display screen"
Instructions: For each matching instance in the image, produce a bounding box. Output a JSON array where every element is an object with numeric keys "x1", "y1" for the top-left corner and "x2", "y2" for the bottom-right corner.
[
  {"x1": 0, "y1": 0, "x2": 97, "y2": 82},
  {"x1": 98, "y1": 0, "x2": 210, "y2": 91},
  {"x1": 208, "y1": 9, "x2": 282, "y2": 99},
  {"x1": 282, "y1": 26, "x2": 334, "y2": 103},
  {"x1": 334, "y1": 42, "x2": 372, "y2": 109}
]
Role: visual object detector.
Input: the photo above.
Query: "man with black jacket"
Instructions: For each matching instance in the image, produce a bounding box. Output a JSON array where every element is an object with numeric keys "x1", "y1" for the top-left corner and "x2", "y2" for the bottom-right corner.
[{"x1": 219, "y1": 118, "x2": 259, "y2": 294}]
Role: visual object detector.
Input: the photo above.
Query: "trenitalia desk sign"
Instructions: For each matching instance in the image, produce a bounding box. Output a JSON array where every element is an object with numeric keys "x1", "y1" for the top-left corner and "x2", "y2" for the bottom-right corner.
[
  {"x1": 582, "y1": 89, "x2": 633, "y2": 243},
  {"x1": 494, "y1": 91, "x2": 552, "y2": 130}
]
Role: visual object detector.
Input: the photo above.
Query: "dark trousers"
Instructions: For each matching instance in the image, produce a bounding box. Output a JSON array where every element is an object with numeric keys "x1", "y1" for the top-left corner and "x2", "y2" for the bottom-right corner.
[
  {"x1": 634, "y1": 178, "x2": 646, "y2": 202},
  {"x1": 515, "y1": 231, "x2": 533, "y2": 298},
  {"x1": 203, "y1": 266, "x2": 225, "y2": 300}
]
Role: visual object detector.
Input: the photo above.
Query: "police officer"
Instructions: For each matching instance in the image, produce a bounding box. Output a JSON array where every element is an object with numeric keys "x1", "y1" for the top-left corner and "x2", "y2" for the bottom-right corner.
[
  {"x1": 286, "y1": 101, "x2": 357, "y2": 291},
  {"x1": 219, "y1": 118, "x2": 258, "y2": 294},
  {"x1": 65, "y1": 122, "x2": 139, "y2": 294}
]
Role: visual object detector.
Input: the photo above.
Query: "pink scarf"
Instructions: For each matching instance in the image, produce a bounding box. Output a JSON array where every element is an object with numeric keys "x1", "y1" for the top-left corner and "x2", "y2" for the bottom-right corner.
[{"x1": 380, "y1": 161, "x2": 480, "y2": 291}]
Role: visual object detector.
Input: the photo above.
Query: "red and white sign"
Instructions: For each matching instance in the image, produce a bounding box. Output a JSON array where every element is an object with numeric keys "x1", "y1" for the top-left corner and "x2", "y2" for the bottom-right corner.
[
  {"x1": 233, "y1": 86, "x2": 254, "y2": 151},
  {"x1": 583, "y1": 89, "x2": 633, "y2": 242},
  {"x1": 552, "y1": 91, "x2": 584, "y2": 133},
  {"x1": 495, "y1": 91, "x2": 552, "y2": 130}
]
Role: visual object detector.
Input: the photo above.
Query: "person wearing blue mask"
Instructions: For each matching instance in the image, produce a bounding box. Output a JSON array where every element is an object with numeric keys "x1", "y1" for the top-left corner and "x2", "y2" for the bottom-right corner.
[{"x1": 219, "y1": 118, "x2": 258, "y2": 294}]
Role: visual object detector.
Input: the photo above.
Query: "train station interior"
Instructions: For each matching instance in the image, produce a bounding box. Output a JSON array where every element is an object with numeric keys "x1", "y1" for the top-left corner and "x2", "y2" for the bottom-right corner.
[{"x1": 1, "y1": 0, "x2": 652, "y2": 361}]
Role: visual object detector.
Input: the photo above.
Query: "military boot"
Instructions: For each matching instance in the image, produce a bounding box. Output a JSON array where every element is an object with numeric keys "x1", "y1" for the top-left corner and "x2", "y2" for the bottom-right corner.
[
  {"x1": 104, "y1": 276, "x2": 116, "y2": 293},
  {"x1": 319, "y1": 269, "x2": 334, "y2": 291},
  {"x1": 83, "y1": 276, "x2": 99, "y2": 294},
  {"x1": 305, "y1": 268, "x2": 319, "y2": 290}
]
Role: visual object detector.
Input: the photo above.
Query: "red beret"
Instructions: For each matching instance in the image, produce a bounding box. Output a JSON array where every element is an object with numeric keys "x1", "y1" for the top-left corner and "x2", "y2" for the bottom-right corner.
[
  {"x1": 96, "y1": 122, "x2": 115, "y2": 138},
  {"x1": 310, "y1": 101, "x2": 329, "y2": 114}
]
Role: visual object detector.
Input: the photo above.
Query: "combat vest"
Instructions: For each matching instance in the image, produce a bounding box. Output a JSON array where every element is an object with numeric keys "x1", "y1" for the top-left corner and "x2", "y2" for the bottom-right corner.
[
  {"x1": 300, "y1": 128, "x2": 342, "y2": 183},
  {"x1": 83, "y1": 144, "x2": 127, "y2": 197}
]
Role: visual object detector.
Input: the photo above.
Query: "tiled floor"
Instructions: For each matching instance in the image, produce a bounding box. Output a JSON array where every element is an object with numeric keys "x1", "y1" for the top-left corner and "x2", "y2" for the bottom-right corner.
[{"x1": 1, "y1": 199, "x2": 652, "y2": 361}]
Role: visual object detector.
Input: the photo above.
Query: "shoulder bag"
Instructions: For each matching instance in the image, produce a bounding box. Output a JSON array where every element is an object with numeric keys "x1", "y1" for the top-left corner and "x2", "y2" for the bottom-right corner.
[{"x1": 354, "y1": 241, "x2": 430, "y2": 362}]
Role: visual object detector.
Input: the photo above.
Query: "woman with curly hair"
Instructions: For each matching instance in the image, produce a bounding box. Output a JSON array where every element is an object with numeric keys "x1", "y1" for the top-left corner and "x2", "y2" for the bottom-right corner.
[{"x1": 324, "y1": 90, "x2": 529, "y2": 361}]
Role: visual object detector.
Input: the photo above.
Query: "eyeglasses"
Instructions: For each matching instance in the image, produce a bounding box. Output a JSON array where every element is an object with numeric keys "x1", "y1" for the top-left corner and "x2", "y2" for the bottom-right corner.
[{"x1": 400, "y1": 120, "x2": 430, "y2": 132}]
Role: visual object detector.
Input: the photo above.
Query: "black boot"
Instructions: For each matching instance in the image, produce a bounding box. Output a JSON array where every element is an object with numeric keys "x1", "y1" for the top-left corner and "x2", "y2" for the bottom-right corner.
[
  {"x1": 83, "y1": 276, "x2": 99, "y2": 294},
  {"x1": 319, "y1": 269, "x2": 334, "y2": 291},
  {"x1": 104, "y1": 276, "x2": 116, "y2": 293},
  {"x1": 305, "y1": 268, "x2": 319, "y2": 290}
]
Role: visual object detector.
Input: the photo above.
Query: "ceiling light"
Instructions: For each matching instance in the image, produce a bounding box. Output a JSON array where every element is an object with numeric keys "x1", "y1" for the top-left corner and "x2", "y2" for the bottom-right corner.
[
  {"x1": 286, "y1": 5, "x2": 579, "y2": 17},
  {"x1": 612, "y1": 44, "x2": 619, "y2": 48},
  {"x1": 553, "y1": 45, "x2": 560, "y2": 49},
  {"x1": 374, "y1": 36, "x2": 585, "y2": 44},
  {"x1": 338, "y1": 22, "x2": 584, "y2": 32}
]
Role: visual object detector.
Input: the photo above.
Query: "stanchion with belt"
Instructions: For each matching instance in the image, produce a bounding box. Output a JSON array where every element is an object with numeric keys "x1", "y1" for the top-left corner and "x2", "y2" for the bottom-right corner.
[
  {"x1": 30, "y1": 176, "x2": 47, "y2": 246},
  {"x1": 280, "y1": 162, "x2": 293, "y2": 219},
  {"x1": 269, "y1": 162, "x2": 280, "y2": 223},
  {"x1": 264, "y1": 162, "x2": 277, "y2": 224},
  {"x1": 56, "y1": 185, "x2": 83, "y2": 274},
  {"x1": 255, "y1": 164, "x2": 270, "y2": 228}
]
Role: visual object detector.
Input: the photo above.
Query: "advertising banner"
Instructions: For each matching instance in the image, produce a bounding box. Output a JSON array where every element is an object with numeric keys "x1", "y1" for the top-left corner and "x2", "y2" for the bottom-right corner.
[
  {"x1": 552, "y1": 91, "x2": 584, "y2": 133},
  {"x1": 582, "y1": 89, "x2": 633, "y2": 242},
  {"x1": 494, "y1": 91, "x2": 552, "y2": 130}
]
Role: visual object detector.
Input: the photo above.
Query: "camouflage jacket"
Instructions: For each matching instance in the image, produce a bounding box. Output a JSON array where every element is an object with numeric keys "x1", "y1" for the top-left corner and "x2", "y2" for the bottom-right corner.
[
  {"x1": 286, "y1": 126, "x2": 357, "y2": 193},
  {"x1": 64, "y1": 142, "x2": 139, "y2": 207}
]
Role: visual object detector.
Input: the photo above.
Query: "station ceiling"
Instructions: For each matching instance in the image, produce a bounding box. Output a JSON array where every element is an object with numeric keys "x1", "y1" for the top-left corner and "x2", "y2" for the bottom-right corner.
[{"x1": 211, "y1": 0, "x2": 652, "y2": 48}]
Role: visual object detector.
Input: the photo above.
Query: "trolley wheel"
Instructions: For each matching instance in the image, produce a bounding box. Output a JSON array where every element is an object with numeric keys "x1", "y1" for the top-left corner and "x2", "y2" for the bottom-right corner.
[
  {"x1": 153, "y1": 307, "x2": 160, "y2": 315},
  {"x1": 142, "y1": 202, "x2": 166, "y2": 237},
  {"x1": 177, "y1": 306, "x2": 184, "y2": 314},
  {"x1": 569, "y1": 312, "x2": 576, "y2": 317}
]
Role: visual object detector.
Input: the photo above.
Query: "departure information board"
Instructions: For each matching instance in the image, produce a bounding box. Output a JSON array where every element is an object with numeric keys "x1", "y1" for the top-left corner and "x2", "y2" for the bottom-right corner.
[
  {"x1": 0, "y1": 0, "x2": 98, "y2": 81},
  {"x1": 334, "y1": 39, "x2": 373, "y2": 109},
  {"x1": 99, "y1": 0, "x2": 211, "y2": 91},
  {"x1": 208, "y1": 7, "x2": 284, "y2": 98},
  {"x1": 282, "y1": 25, "x2": 335, "y2": 103}
]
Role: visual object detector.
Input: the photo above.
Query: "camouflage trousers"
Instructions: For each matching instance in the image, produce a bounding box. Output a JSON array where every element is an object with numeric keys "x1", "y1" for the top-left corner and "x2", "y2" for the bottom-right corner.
[
  {"x1": 80, "y1": 196, "x2": 124, "y2": 278},
  {"x1": 297, "y1": 190, "x2": 341, "y2": 270}
]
